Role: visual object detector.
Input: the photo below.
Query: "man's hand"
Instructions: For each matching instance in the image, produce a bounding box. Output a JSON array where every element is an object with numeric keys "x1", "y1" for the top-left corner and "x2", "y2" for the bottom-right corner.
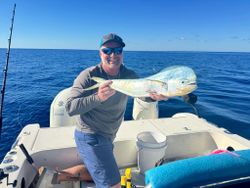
[
  {"x1": 97, "y1": 80, "x2": 116, "y2": 102},
  {"x1": 149, "y1": 92, "x2": 168, "y2": 101}
]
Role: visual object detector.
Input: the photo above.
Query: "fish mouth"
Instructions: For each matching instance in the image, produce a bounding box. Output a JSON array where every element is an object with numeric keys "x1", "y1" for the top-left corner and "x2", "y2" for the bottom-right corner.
[
  {"x1": 187, "y1": 82, "x2": 197, "y2": 86},
  {"x1": 176, "y1": 82, "x2": 197, "y2": 96},
  {"x1": 187, "y1": 82, "x2": 197, "y2": 91}
]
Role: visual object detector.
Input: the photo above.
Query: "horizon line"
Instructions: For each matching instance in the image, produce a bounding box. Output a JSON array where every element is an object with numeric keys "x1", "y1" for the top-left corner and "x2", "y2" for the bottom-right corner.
[{"x1": 0, "y1": 47, "x2": 250, "y2": 53}]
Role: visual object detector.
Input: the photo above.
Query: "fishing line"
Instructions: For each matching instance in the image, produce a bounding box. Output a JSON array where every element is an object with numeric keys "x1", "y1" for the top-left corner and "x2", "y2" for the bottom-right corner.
[{"x1": 0, "y1": 4, "x2": 16, "y2": 139}]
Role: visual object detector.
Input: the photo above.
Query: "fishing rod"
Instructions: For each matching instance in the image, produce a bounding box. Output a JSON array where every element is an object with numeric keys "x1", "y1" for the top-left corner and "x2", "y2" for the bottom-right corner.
[{"x1": 0, "y1": 4, "x2": 16, "y2": 139}]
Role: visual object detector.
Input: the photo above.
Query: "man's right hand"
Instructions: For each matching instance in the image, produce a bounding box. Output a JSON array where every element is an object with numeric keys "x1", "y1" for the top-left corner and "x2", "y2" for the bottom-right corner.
[{"x1": 97, "y1": 80, "x2": 116, "y2": 102}]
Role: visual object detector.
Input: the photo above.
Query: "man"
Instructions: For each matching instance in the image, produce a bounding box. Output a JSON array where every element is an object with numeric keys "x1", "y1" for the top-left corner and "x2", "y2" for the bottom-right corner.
[{"x1": 65, "y1": 33, "x2": 167, "y2": 188}]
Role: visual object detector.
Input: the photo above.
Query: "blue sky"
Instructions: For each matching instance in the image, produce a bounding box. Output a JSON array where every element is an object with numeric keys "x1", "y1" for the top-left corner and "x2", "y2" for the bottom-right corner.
[{"x1": 0, "y1": 0, "x2": 249, "y2": 52}]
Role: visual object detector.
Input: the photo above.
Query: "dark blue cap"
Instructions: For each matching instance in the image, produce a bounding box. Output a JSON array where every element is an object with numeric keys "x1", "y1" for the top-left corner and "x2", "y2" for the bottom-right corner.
[{"x1": 100, "y1": 33, "x2": 125, "y2": 47}]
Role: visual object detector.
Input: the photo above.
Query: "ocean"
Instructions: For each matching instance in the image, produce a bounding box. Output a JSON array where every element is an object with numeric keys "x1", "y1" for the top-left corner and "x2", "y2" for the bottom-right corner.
[{"x1": 0, "y1": 49, "x2": 250, "y2": 161}]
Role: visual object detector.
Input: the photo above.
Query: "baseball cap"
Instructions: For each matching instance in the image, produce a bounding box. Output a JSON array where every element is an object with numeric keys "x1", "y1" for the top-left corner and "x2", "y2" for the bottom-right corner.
[{"x1": 100, "y1": 33, "x2": 125, "y2": 47}]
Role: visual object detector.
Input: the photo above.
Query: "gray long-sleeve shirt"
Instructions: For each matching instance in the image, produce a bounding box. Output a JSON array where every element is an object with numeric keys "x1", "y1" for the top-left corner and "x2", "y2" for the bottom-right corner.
[{"x1": 65, "y1": 64, "x2": 137, "y2": 139}]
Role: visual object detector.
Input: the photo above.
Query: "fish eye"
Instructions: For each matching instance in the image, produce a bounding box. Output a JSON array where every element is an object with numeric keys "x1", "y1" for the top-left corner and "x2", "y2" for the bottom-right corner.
[{"x1": 181, "y1": 81, "x2": 185, "y2": 84}]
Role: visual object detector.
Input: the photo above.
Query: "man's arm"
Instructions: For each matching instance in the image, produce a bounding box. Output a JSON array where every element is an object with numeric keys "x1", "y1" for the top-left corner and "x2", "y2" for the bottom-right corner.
[{"x1": 65, "y1": 70, "x2": 102, "y2": 116}]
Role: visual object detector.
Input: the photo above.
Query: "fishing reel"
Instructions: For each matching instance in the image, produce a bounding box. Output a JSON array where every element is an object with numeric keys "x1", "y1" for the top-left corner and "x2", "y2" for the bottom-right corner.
[{"x1": 183, "y1": 93, "x2": 199, "y2": 117}]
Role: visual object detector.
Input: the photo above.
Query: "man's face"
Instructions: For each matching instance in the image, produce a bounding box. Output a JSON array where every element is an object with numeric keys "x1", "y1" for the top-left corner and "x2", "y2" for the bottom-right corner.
[{"x1": 100, "y1": 41, "x2": 123, "y2": 71}]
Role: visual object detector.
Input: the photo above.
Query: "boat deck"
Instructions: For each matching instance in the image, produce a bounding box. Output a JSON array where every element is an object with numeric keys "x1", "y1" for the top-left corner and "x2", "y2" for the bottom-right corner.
[
  {"x1": 1, "y1": 113, "x2": 250, "y2": 188},
  {"x1": 36, "y1": 167, "x2": 145, "y2": 188}
]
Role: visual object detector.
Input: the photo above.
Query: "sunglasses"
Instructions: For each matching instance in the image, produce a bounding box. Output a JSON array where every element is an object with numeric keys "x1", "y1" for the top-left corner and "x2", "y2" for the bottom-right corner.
[{"x1": 101, "y1": 47, "x2": 123, "y2": 55}]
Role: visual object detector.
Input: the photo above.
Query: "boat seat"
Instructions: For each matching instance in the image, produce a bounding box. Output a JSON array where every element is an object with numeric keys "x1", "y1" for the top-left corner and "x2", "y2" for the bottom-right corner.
[{"x1": 145, "y1": 149, "x2": 250, "y2": 188}]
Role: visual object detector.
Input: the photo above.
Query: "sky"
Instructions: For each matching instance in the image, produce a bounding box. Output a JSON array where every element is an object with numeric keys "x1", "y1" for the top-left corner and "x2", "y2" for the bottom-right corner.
[{"x1": 0, "y1": 0, "x2": 249, "y2": 52}]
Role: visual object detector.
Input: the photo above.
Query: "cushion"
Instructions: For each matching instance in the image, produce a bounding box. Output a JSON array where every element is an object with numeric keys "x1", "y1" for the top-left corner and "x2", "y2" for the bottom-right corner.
[{"x1": 145, "y1": 149, "x2": 250, "y2": 188}]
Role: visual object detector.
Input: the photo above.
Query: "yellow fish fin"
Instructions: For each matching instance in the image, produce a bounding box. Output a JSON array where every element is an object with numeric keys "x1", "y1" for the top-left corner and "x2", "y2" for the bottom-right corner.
[
  {"x1": 92, "y1": 76, "x2": 106, "y2": 83},
  {"x1": 82, "y1": 77, "x2": 106, "y2": 91},
  {"x1": 82, "y1": 83, "x2": 100, "y2": 91}
]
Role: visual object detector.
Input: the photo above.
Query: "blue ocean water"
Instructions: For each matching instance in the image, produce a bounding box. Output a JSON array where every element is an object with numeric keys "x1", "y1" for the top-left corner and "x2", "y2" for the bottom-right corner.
[{"x1": 0, "y1": 49, "x2": 250, "y2": 161}]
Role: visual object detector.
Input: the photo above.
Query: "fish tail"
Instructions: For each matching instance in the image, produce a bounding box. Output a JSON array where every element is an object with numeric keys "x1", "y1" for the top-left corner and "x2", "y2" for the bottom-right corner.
[
  {"x1": 92, "y1": 76, "x2": 106, "y2": 83},
  {"x1": 82, "y1": 83, "x2": 100, "y2": 91},
  {"x1": 82, "y1": 77, "x2": 106, "y2": 91}
]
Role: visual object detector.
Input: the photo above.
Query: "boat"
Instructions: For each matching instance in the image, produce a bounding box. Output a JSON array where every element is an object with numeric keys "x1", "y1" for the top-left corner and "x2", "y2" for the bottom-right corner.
[{"x1": 1, "y1": 87, "x2": 250, "y2": 188}]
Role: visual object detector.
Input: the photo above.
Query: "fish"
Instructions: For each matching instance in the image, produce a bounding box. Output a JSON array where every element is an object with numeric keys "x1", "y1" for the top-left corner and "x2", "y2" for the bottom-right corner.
[{"x1": 84, "y1": 65, "x2": 197, "y2": 97}]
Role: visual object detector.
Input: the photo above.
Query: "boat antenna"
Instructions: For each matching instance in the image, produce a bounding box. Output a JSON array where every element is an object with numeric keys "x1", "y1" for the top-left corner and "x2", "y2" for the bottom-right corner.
[{"x1": 0, "y1": 4, "x2": 16, "y2": 139}]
